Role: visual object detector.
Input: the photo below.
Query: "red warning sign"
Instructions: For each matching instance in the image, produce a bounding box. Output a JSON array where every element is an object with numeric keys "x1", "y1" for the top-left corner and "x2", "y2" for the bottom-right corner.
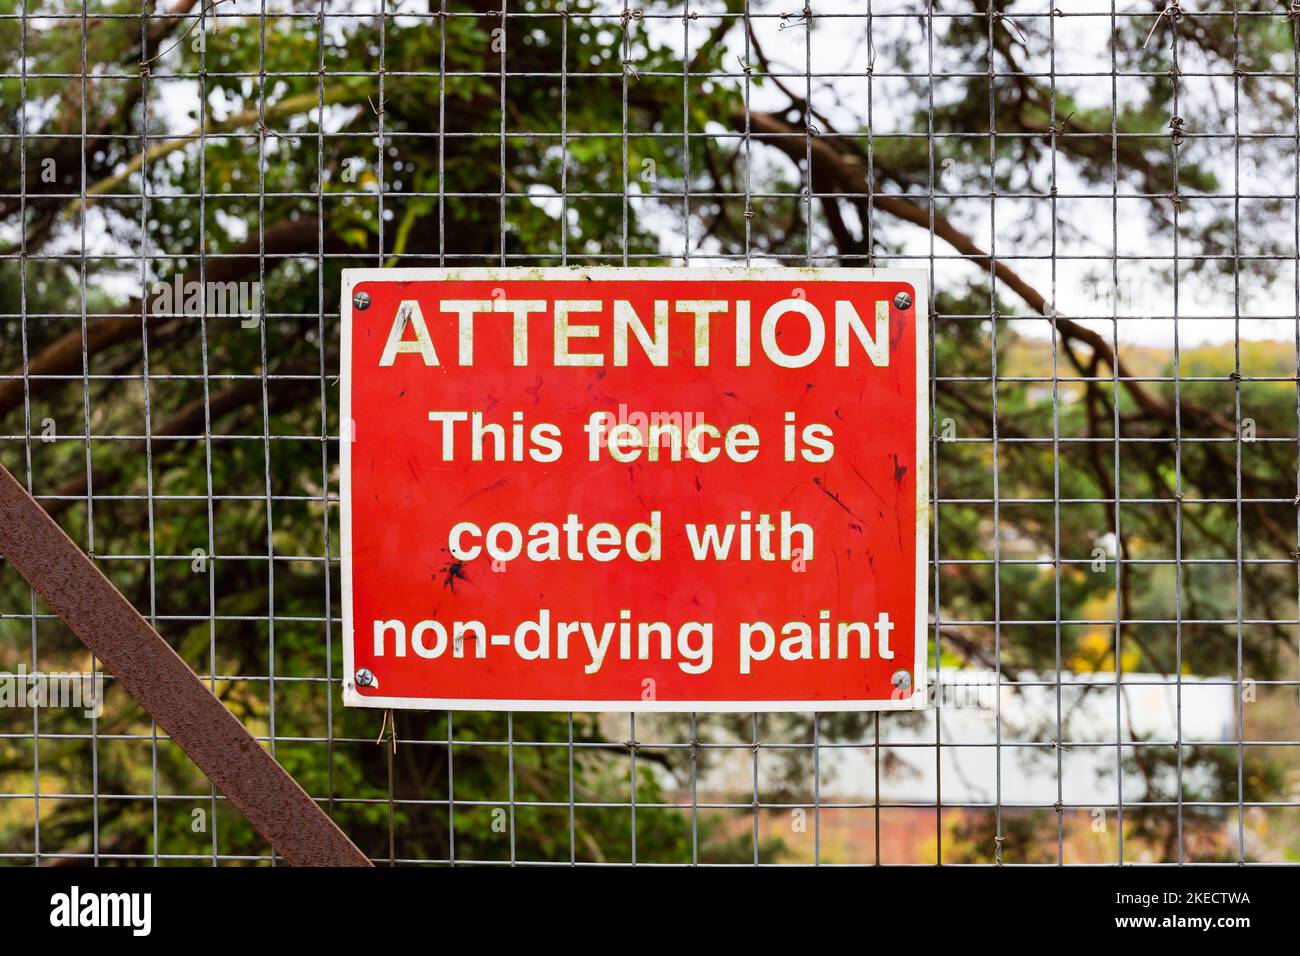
[{"x1": 341, "y1": 268, "x2": 928, "y2": 711}]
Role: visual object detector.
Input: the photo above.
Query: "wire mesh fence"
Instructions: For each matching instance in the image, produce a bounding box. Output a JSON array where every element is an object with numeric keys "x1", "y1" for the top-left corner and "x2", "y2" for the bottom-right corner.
[{"x1": 1, "y1": 0, "x2": 1299, "y2": 865}]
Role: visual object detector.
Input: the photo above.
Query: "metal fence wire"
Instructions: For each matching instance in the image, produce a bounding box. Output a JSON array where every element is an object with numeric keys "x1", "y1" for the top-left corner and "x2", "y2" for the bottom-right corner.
[{"x1": 2, "y1": 0, "x2": 1300, "y2": 866}]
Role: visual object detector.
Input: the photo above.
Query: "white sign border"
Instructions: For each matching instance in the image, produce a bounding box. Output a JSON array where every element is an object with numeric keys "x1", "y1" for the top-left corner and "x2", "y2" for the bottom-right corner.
[{"x1": 340, "y1": 266, "x2": 930, "y2": 712}]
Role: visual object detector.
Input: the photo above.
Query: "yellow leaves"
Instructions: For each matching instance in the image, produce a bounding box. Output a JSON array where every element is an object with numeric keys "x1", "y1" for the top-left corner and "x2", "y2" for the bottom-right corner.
[
  {"x1": 1068, "y1": 629, "x2": 1141, "y2": 673},
  {"x1": 340, "y1": 226, "x2": 370, "y2": 250}
]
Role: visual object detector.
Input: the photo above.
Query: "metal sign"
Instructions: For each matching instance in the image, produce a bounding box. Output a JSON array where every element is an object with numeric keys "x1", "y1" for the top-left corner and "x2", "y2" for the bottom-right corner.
[{"x1": 341, "y1": 268, "x2": 928, "y2": 711}]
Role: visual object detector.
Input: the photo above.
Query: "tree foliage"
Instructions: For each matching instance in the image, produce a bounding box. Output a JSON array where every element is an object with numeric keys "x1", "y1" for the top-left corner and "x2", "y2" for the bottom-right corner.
[{"x1": 1, "y1": 0, "x2": 1298, "y2": 863}]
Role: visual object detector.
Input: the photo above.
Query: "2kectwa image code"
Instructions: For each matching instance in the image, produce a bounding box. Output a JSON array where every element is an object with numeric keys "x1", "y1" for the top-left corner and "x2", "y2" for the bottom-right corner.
[{"x1": 340, "y1": 267, "x2": 929, "y2": 712}]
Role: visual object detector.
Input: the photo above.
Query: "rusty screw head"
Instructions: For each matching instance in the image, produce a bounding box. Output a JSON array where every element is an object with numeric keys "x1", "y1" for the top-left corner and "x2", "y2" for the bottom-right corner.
[
  {"x1": 893, "y1": 291, "x2": 913, "y2": 310},
  {"x1": 891, "y1": 669, "x2": 912, "y2": 691},
  {"x1": 355, "y1": 668, "x2": 376, "y2": 688},
  {"x1": 353, "y1": 291, "x2": 371, "y2": 311}
]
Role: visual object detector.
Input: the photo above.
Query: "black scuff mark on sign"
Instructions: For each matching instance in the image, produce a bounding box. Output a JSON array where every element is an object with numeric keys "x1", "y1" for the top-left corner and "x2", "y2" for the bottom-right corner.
[
  {"x1": 458, "y1": 477, "x2": 508, "y2": 506},
  {"x1": 891, "y1": 453, "x2": 908, "y2": 487},
  {"x1": 813, "y1": 477, "x2": 865, "y2": 532},
  {"x1": 890, "y1": 312, "x2": 907, "y2": 352},
  {"x1": 851, "y1": 463, "x2": 888, "y2": 507},
  {"x1": 525, "y1": 374, "x2": 544, "y2": 405},
  {"x1": 890, "y1": 453, "x2": 908, "y2": 549},
  {"x1": 891, "y1": 313, "x2": 910, "y2": 398},
  {"x1": 439, "y1": 560, "x2": 469, "y2": 593}
]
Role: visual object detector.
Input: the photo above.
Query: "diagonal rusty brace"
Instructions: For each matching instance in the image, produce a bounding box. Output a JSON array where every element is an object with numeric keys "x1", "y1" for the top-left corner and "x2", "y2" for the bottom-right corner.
[{"x1": 0, "y1": 462, "x2": 371, "y2": 867}]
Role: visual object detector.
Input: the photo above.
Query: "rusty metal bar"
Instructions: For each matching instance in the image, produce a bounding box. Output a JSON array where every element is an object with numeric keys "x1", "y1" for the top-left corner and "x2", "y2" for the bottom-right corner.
[{"x1": 0, "y1": 462, "x2": 371, "y2": 868}]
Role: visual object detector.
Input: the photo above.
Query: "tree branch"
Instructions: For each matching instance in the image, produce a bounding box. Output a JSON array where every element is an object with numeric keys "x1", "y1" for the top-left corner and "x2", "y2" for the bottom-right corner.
[
  {"x1": 737, "y1": 108, "x2": 1235, "y2": 434},
  {"x1": 0, "y1": 215, "x2": 331, "y2": 422}
]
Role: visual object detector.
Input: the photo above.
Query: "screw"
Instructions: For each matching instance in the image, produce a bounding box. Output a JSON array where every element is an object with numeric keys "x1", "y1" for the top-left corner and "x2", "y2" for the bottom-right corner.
[
  {"x1": 353, "y1": 291, "x2": 371, "y2": 311},
  {"x1": 891, "y1": 670, "x2": 912, "y2": 690},
  {"x1": 355, "y1": 668, "x2": 375, "y2": 688},
  {"x1": 893, "y1": 291, "x2": 913, "y2": 310}
]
